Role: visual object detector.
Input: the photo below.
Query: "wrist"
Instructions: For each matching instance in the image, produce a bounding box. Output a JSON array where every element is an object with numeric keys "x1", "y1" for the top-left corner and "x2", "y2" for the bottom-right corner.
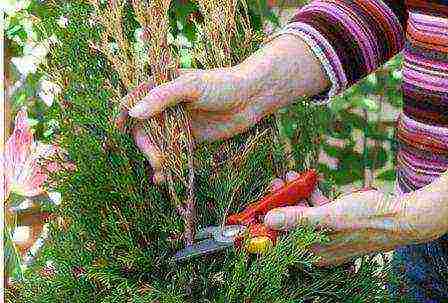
[{"x1": 236, "y1": 34, "x2": 330, "y2": 109}]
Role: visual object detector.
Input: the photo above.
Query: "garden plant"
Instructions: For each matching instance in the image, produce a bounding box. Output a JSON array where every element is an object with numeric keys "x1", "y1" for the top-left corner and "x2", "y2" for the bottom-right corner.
[{"x1": 3, "y1": 0, "x2": 406, "y2": 302}]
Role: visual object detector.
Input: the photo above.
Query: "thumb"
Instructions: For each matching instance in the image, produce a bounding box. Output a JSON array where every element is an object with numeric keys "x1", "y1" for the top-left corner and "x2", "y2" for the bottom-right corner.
[
  {"x1": 116, "y1": 80, "x2": 155, "y2": 130},
  {"x1": 132, "y1": 125, "x2": 165, "y2": 184},
  {"x1": 129, "y1": 73, "x2": 201, "y2": 119},
  {"x1": 264, "y1": 205, "x2": 325, "y2": 231}
]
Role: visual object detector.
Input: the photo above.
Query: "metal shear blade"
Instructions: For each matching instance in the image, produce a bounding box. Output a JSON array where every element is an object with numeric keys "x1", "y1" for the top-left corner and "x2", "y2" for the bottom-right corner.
[
  {"x1": 174, "y1": 238, "x2": 233, "y2": 262},
  {"x1": 174, "y1": 225, "x2": 246, "y2": 262}
]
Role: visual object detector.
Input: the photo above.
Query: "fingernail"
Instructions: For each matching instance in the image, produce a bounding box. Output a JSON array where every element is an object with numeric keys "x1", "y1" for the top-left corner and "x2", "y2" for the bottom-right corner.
[
  {"x1": 270, "y1": 179, "x2": 284, "y2": 192},
  {"x1": 266, "y1": 211, "x2": 286, "y2": 230},
  {"x1": 310, "y1": 189, "x2": 330, "y2": 206},
  {"x1": 297, "y1": 201, "x2": 307, "y2": 207}
]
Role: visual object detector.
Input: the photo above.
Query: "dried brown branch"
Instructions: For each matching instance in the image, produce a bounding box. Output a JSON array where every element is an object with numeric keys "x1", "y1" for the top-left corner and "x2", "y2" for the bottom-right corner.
[
  {"x1": 90, "y1": 0, "x2": 197, "y2": 245},
  {"x1": 194, "y1": 0, "x2": 254, "y2": 68},
  {"x1": 89, "y1": 0, "x2": 138, "y2": 89},
  {"x1": 193, "y1": 1, "x2": 279, "y2": 226}
]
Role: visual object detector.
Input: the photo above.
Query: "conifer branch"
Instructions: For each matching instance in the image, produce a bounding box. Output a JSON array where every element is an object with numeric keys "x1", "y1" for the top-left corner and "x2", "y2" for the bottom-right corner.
[
  {"x1": 131, "y1": 0, "x2": 197, "y2": 245},
  {"x1": 9, "y1": 2, "x2": 392, "y2": 301}
]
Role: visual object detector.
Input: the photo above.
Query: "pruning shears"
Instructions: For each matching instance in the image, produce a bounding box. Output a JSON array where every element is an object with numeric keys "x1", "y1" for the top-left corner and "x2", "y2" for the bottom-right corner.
[{"x1": 174, "y1": 170, "x2": 318, "y2": 262}]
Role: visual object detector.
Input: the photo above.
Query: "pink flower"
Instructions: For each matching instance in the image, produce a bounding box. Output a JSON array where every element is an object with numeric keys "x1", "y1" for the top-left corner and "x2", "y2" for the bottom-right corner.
[{"x1": 1, "y1": 108, "x2": 58, "y2": 202}]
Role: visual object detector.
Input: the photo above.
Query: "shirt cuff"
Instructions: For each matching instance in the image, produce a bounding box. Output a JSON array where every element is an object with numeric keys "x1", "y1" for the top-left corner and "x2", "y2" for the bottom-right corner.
[{"x1": 264, "y1": 21, "x2": 348, "y2": 105}]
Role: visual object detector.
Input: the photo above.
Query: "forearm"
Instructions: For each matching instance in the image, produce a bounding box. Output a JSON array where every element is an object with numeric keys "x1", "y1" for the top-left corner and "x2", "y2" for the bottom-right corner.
[
  {"x1": 237, "y1": 0, "x2": 407, "y2": 115},
  {"x1": 236, "y1": 34, "x2": 331, "y2": 111}
]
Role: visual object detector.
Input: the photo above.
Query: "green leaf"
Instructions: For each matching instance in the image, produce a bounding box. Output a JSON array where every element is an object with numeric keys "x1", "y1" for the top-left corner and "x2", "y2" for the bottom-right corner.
[
  {"x1": 322, "y1": 144, "x2": 343, "y2": 158},
  {"x1": 392, "y1": 70, "x2": 402, "y2": 81},
  {"x1": 365, "y1": 146, "x2": 388, "y2": 169},
  {"x1": 4, "y1": 225, "x2": 24, "y2": 281},
  {"x1": 182, "y1": 23, "x2": 196, "y2": 42},
  {"x1": 377, "y1": 169, "x2": 396, "y2": 181},
  {"x1": 6, "y1": 24, "x2": 23, "y2": 37},
  {"x1": 339, "y1": 111, "x2": 367, "y2": 130},
  {"x1": 43, "y1": 128, "x2": 53, "y2": 138},
  {"x1": 179, "y1": 48, "x2": 192, "y2": 68},
  {"x1": 354, "y1": 97, "x2": 379, "y2": 112},
  {"x1": 27, "y1": 118, "x2": 39, "y2": 127},
  {"x1": 366, "y1": 74, "x2": 377, "y2": 86}
]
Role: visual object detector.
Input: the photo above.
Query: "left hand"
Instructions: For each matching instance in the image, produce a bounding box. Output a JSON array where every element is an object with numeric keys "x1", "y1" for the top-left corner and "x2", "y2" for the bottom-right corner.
[{"x1": 264, "y1": 171, "x2": 448, "y2": 267}]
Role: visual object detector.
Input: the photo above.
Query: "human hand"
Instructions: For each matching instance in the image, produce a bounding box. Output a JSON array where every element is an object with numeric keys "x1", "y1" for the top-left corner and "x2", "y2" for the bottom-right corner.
[
  {"x1": 116, "y1": 67, "x2": 279, "y2": 182},
  {"x1": 116, "y1": 35, "x2": 329, "y2": 183},
  {"x1": 264, "y1": 171, "x2": 448, "y2": 267}
]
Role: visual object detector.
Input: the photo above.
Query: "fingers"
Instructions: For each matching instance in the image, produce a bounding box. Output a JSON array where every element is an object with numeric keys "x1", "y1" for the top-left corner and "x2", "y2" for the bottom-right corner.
[
  {"x1": 129, "y1": 74, "x2": 201, "y2": 119},
  {"x1": 285, "y1": 171, "x2": 300, "y2": 182},
  {"x1": 269, "y1": 170, "x2": 300, "y2": 192},
  {"x1": 116, "y1": 70, "x2": 196, "y2": 130},
  {"x1": 265, "y1": 170, "x2": 330, "y2": 230},
  {"x1": 132, "y1": 126, "x2": 165, "y2": 184},
  {"x1": 264, "y1": 204, "x2": 328, "y2": 231},
  {"x1": 309, "y1": 188, "x2": 331, "y2": 206},
  {"x1": 264, "y1": 205, "x2": 310, "y2": 230},
  {"x1": 286, "y1": 170, "x2": 330, "y2": 206},
  {"x1": 116, "y1": 80, "x2": 155, "y2": 132},
  {"x1": 285, "y1": 171, "x2": 308, "y2": 207},
  {"x1": 270, "y1": 170, "x2": 310, "y2": 205},
  {"x1": 270, "y1": 178, "x2": 285, "y2": 192}
]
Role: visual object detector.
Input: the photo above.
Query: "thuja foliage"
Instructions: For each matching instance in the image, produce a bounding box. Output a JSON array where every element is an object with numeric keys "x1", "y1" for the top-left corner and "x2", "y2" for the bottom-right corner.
[{"x1": 8, "y1": 1, "x2": 390, "y2": 302}]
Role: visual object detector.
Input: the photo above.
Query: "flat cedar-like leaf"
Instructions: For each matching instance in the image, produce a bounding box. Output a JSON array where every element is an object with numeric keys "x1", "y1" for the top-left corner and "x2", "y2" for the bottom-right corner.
[{"x1": 8, "y1": 1, "x2": 392, "y2": 302}]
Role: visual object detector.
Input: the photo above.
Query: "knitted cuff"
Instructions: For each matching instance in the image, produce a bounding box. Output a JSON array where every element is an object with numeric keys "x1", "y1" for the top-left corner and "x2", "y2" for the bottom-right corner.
[{"x1": 264, "y1": 21, "x2": 348, "y2": 105}]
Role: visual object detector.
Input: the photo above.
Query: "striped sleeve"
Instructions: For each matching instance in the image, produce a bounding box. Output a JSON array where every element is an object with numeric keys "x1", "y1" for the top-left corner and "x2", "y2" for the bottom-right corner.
[{"x1": 269, "y1": 0, "x2": 407, "y2": 104}]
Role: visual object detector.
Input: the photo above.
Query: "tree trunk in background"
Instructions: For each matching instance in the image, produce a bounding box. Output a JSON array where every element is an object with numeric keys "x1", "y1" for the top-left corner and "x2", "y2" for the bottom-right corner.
[{"x1": 362, "y1": 109, "x2": 375, "y2": 188}]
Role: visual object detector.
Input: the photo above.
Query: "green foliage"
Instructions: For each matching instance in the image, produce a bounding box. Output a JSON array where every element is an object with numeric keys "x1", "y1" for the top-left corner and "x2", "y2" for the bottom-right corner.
[
  {"x1": 277, "y1": 99, "x2": 332, "y2": 172},
  {"x1": 7, "y1": 1, "x2": 394, "y2": 302},
  {"x1": 321, "y1": 55, "x2": 403, "y2": 187},
  {"x1": 221, "y1": 226, "x2": 385, "y2": 303},
  {"x1": 4, "y1": 225, "x2": 24, "y2": 282}
]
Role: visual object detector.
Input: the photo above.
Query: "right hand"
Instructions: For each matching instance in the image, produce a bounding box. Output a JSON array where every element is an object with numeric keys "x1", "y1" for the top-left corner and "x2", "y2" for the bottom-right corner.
[{"x1": 117, "y1": 67, "x2": 283, "y2": 183}]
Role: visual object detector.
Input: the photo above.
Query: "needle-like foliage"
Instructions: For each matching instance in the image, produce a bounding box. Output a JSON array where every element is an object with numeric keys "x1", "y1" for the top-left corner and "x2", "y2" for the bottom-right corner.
[{"x1": 7, "y1": 1, "x2": 390, "y2": 302}]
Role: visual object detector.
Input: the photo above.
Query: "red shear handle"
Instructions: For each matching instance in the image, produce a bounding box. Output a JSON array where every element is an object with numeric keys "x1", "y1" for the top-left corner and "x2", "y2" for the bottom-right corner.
[{"x1": 227, "y1": 169, "x2": 318, "y2": 225}]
